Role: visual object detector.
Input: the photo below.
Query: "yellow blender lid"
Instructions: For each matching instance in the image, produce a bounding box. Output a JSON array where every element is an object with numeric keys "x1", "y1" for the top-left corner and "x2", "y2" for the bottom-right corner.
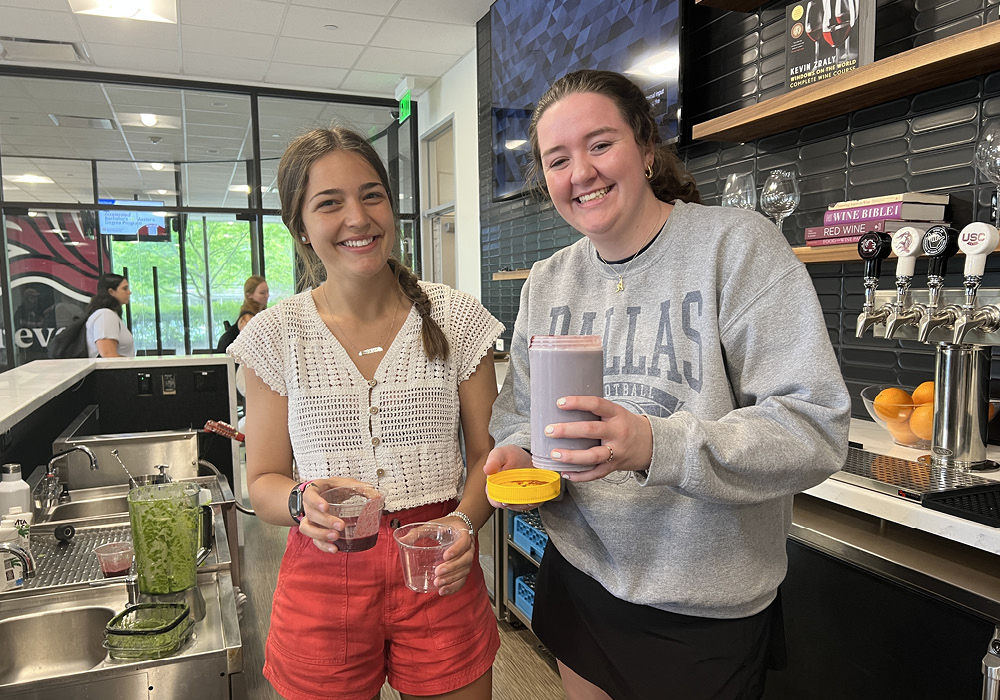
[{"x1": 487, "y1": 468, "x2": 561, "y2": 504}]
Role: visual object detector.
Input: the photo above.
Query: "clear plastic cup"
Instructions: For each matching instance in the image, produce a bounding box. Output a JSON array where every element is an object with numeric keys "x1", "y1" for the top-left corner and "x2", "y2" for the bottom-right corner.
[
  {"x1": 529, "y1": 335, "x2": 604, "y2": 471},
  {"x1": 320, "y1": 486, "x2": 384, "y2": 552},
  {"x1": 94, "y1": 541, "x2": 133, "y2": 578},
  {"x1": 393, "y1": 522, "x2": 458, "y2": 593}
]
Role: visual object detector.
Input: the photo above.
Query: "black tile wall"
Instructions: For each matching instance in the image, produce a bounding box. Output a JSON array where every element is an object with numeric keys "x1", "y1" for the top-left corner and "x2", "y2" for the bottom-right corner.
[{"x1": 477, "y1": 2, "x2": 1000, "y2": 422}]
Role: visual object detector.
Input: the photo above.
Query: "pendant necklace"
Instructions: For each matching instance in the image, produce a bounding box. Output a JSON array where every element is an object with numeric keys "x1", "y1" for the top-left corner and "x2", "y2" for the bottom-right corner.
[
  {"x1": 323, "y1": 284, "x2": 400, "y2": 357},
  {"x1": 598, "y1": 215, "x2": 665, "y2": 292}
]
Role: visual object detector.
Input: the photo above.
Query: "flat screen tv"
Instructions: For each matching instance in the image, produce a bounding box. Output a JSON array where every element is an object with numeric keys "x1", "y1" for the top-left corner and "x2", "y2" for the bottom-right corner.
[{"x1": 490, "y1": 0, "x2": 683, "y2": 202}]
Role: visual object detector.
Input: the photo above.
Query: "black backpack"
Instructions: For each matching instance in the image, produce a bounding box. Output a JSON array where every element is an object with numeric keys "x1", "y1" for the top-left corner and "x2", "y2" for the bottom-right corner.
[
  {"x1": 216, "y1": 320, "x2": 240, "y2": 353},
  {"x1": 48, "y1": 316, "x2": 89, "y2": 359}
]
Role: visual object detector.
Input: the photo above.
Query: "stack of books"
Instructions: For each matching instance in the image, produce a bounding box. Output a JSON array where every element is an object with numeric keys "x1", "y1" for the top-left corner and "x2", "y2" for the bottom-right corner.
[{"x1": 805, "y1": 193, "x2": 950, "y2": 247}]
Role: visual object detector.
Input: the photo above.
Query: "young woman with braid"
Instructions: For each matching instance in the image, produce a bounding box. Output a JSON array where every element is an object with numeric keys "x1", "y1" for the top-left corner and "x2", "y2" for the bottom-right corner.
[{"x1": 228, "y1": 126, "x2": 502, "y2": 700}]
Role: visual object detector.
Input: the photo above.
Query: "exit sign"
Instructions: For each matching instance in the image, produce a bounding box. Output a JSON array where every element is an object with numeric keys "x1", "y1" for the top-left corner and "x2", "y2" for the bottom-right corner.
[{"x1": 398, "y1": 90, "x2": 411, "y2": 124}]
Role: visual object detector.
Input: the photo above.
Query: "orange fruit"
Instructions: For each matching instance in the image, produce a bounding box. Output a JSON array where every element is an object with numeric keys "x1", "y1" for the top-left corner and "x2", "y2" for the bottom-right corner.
[
  {"x1": 873, "y1": 387, "x2": 913, "y2": 423},
  {"x1": 909, "y1": 404, "x2": 934, "y2": 441},
  {"x1": 886, "y1": 420, "x2": 920, "y2": 446},
  {"x1": 911, "y1": 381, "x2": 934, "y2": 406}
]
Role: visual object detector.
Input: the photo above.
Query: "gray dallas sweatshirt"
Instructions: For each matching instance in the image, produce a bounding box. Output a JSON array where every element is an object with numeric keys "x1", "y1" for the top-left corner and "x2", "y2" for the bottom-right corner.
[{"x1": 490, "y1": 199, "x2": 851, "y2": 619}]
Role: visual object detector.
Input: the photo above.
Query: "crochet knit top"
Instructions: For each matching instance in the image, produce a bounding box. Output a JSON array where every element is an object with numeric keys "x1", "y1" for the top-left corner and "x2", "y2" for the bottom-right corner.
[{"x1": 229, "y1": 281, "x2": 504, "y2": 512}]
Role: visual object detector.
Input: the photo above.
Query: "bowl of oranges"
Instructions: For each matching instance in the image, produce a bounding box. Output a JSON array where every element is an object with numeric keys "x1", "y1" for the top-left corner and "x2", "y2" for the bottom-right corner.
[
  {"x1": 861, "y1": 383, "x2": 936, "y2": 449},
  {"x1": 861, "y1": 382, "x2": 998, "y2": 449}
]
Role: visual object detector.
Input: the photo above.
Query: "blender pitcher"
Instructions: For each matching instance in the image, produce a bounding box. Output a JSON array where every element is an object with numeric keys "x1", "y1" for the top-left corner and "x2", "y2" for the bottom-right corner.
[{"x1": 128, "y1": 482, "x2": 212, "y2": 595}]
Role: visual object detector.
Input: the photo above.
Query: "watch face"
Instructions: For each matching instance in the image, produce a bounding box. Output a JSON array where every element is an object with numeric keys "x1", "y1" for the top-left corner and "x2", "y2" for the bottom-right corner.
[{"x1": 288, "y1": 485, "x2": 304, "y2": 522}]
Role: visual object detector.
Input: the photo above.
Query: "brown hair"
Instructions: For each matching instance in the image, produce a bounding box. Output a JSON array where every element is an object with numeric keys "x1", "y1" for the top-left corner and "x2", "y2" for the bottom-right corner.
[
  {"x1": 526, "y1": 69, "x2": 701, "y2": 205},
  {"x1": 276, "y1": 126, "x2": 449, "y2": 360},
  {"x1": 239, "y1": 274, "x2": 267, "y2": 318}
]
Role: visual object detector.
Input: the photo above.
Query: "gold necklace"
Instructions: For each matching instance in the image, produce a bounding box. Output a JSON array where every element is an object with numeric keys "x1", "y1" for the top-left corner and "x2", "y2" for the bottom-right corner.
[
  {"x1": 599, "y1": 216, "x2": 664, "y2": 292},
  {"x1": 322, "y1": 284, "x2": 400, "y2": 357}
]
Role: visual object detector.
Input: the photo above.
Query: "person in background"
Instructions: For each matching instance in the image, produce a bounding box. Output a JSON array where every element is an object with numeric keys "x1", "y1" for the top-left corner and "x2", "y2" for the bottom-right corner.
[
  {"x1": 485, "y1": 69, "x2": 851, "y2": 700},
  {"x1": 13, "y1": 287, "x2": 47, "y2": 329},
  {"x1": 85, "y1": 272, "x2": 135, "y2": 358},
  {"x1": 228, "y1": 126, "x2": 502, "y2": 700},
  {"x1": 237, "y1": 275, "x2": 269, "y2": 331}
]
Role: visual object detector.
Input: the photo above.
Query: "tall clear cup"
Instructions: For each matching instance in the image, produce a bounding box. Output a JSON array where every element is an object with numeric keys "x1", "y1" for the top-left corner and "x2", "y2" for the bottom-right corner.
[{"x1": 529, "y1": 335, "x2": 604, "y2": 471}]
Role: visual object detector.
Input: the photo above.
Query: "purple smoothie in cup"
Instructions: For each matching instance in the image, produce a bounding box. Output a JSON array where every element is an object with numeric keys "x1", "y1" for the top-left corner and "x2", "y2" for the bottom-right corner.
[{"x1": 529, "y1": 335, "x2": 604, "y2": 472}]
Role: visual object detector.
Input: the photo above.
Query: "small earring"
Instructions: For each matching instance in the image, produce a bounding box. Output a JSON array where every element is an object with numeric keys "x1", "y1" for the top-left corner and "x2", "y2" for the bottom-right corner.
[
  {"x1": 300, "y1": 236, "x2": 308, "y2": 243},
  {"x1": 644, "y1": 162, "x2": 653, "y2": 180}
]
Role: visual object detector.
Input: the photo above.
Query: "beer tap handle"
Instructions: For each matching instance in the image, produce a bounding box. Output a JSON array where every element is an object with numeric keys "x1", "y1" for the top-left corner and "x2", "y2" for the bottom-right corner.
[
  {"x1": 890, "y1": 226, "x2": 925, "y2": 280},
  {"x1": 856, "y1": 232, "x2": 893, "y2": 338},
  {"x1": 958, "y1": 222, "x2": 1000, "y2": 281},
  {"x1": 884, "y1": 227, "x2": 926, "y2": 338},
  {"x1": 858, "y1": 231, "x2": 893, "y2": 281},
  {"x1": 921, "y1": 224, "x2": 959, "y2": 279}
]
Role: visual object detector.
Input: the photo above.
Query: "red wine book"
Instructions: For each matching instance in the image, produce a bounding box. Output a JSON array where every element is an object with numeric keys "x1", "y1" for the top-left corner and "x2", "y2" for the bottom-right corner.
[
  {"x1": 805, "y1": 219, "x2": 946, "y2": 240},
  {"x1": 822, "y1": 201, "x2": 946, "y2": 225},
  {"x1": 784, "y1": 0, "x2": 875, "y2": 91}
]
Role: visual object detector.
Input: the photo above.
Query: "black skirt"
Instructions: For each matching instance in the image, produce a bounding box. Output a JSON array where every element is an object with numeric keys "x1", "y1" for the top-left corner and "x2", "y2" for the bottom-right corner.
[{"x1": 531, "y1": 541, "x2": 785, "y2": 700}]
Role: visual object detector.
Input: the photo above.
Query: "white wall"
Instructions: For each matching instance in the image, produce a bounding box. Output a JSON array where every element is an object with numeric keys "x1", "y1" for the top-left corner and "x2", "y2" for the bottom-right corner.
[{"x1": 418, "y1": 50, "x2": 481, "y2": 299}]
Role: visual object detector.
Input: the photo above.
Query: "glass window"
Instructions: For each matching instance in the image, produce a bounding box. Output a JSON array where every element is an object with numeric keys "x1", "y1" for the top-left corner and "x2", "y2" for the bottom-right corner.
[
  {"x1": 263, "y1": 215, "x2": 296, "y2": 303},
  {"x1": 2, "y1": 157, "x2": 94, "y2": 204}
]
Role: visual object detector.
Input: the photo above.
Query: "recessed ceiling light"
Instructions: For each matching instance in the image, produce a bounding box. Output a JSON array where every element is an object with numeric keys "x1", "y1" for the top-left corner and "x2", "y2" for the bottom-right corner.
[
  {"x1": 149, "y1": 136, "x2": 162, "y2": 144},
  {"x1": 68, "y1": 0, "x2": 177, "y2": 24},
  {"x1": 140, "y1": 113, "x2": 158, "y2": 126},
  {"x1": 324, "y1": 24, "x2": 339, "y2": 30},
  {"x1": 229, "y1": 185, "x2": 251, "y2": 194},
  {"x1": 28, "y1": 211, "x2": 39, "y2": 217},
  {"x1": 206, "y1": 148, "x2": 219, "y2": 155},
  {"x1": 271, "y1": 133, "x2": 280, "y2": 138},
  {"x1": 210, "y1": 101, "x2": 228, "y2": 108},
  {"x1": 150, "y1": 162, "x2": 164, "y2": 170},
  {"x1": 156, "y1": 189, "x2": 167, "y2": 195},
  {"x1": 4, "y1": 174, "x2": 53, "y2": 184}
]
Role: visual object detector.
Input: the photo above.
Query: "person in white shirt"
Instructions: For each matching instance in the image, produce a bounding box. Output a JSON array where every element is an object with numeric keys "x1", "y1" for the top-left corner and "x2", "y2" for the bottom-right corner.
[
  {"x1": 85, "y1": 273, "x2": 135, "y2": 358},
  {"x1": 228, "y1": 126, "x2": 502, "y2": 700}
]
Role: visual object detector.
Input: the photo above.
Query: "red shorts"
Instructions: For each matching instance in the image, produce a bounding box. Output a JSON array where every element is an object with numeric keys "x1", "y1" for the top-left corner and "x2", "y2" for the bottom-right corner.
[{"x1": 263, "y1": 500, "x2": 500, "y2": 700}]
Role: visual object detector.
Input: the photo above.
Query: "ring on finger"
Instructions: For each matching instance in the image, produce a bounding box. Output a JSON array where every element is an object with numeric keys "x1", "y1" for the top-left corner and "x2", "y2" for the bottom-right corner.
[{"x1": 605, "y1": 445, "x2": 614, "y2": 463}]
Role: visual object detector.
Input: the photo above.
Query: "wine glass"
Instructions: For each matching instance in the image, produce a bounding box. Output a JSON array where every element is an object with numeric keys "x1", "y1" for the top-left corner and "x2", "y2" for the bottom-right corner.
[
  {"x1": 823, "y1": 0, "x2": 858, "y2": 62},
  {"x1": 721, "y1": 173, "x2": 757, "y2": 211},
  {"x1": 975, "y1": 120, "x2": 1000, "y2": 227},
  {"x1": 760, "y1": 169, "x2": 801, "y2": 234},
  {"x1": 804, "y1": 0, "x2": 826, "y2": 70}
]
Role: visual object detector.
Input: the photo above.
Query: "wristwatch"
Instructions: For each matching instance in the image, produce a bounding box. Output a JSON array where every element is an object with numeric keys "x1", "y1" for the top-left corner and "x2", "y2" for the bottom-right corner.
[{"x1": 287, "y1": 480, "x2": 315, "y2": 524}]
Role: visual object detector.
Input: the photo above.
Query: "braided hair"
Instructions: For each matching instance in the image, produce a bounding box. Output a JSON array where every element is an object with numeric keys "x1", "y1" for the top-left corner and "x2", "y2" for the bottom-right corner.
[{"x1": 277, "y1": 126, "x2": 449, "y2": 360}]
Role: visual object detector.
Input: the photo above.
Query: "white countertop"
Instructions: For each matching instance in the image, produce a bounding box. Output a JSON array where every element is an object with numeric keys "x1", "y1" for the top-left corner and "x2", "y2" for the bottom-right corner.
[
  {"x1": 0, "y1": 355, "x2": 235, "y2": 435},
  {"x1": 805, "y1": 418, "x2": 1000, "y2": 555}
]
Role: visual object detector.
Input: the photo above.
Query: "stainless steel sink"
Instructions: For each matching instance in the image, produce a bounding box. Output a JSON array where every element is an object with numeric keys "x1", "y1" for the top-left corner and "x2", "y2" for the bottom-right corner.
[
  {"x1": 47, "y1": 495, "x2": 129, "y2": 521},
  {"x1": 0, "y1": 605, "x2": 115, "y2": 684}
]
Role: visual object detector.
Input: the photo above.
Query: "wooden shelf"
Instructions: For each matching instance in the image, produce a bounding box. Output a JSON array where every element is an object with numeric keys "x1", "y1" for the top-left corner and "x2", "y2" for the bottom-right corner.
[
  {"x1": 693, "y1": 0, "x2": 765, "y2": 10},
  {"x1": 794, "y1": 244, "x2": 863, "y2": 264},
  {"x1": 692, "y1": 22, "x2": 1000, "y2": 143},
  {"x1": 492, "y1": 269, "x2": 530, "y2": 281}
]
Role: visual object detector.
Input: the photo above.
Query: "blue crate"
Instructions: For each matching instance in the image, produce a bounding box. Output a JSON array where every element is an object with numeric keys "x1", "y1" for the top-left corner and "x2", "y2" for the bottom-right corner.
[
  {"x1": 513, "y1": 514, "x2": 548, "y2": 561},
  {"x1": 514, "y1": 574, "x2": 536, "y2": 620}
]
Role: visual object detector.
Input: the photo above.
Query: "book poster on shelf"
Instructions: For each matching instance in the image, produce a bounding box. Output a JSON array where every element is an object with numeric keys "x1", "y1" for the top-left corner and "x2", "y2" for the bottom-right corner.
[{"x1": 784, "y1": 0, "x2": 875, "y2": 91}]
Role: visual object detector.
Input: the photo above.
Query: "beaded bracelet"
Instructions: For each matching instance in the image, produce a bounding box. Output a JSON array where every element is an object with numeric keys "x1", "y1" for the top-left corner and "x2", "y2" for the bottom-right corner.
[{"x1": 445, "y1": 510, "x2": 475, "y2": 534}]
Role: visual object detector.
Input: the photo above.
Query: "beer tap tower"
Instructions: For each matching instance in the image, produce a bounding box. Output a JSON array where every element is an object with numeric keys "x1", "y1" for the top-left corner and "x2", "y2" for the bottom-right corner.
[{"x1": 856, "y1": 223, "x2": 1000, "y2": 472}]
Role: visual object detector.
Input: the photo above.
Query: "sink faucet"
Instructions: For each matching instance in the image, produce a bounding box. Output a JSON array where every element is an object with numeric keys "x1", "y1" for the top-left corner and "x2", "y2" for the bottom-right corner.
[
  {"x1": 42, "y1": 444, "x2": 99, "y2": 507},
  {"x1": 0, "y1": 542, "x2": 37, "y2": 579}
]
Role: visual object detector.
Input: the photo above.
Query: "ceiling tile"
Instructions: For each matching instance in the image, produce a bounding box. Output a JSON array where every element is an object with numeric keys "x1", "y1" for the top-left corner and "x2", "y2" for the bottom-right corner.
[
  {"x1": 0, "y1": 7, "x2": 82, "y2": 41},
  {"x1": 291, "y1": 0, "x2": 397, "y2": 14},
  {"x1": 338, "y1": 70, "x2": 407, "y2": 97},
  {"x1": 76, "y1": 15, "x2": 178, "y2": 50},
  {"x1": 372, "y1": 17, "x2": 474, "y2": 55},
  {"x1": 392, "y1": 0, "x2": 494, "y2": 26},
  {"x1": 264, "y1": 62, "x2": 349, "y2": 91},
  {"x1": 179, "y1": 0, "x2": 286, "y2": 34},
  {"x1": 181, "y1": 25, "x2": 275, "y2": 61},
  {"x1": 355, "y1": 46, "x2": 459, "y2": 77},
  {"x1": 182, "y1": 52, "x2": 269, "y2": 83},
  {"x1": 0, "y1": 0, "x2": 68, "y2": 10},
  {"x1": 271, "y1": 36, "x2": 361, "y2": 68},
  {"x1": 280, "y1": 6, "x2": 383, "y2": 44},
  {"x1": 86, "y1": 43, "x2": 182, "y2": 74}
]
